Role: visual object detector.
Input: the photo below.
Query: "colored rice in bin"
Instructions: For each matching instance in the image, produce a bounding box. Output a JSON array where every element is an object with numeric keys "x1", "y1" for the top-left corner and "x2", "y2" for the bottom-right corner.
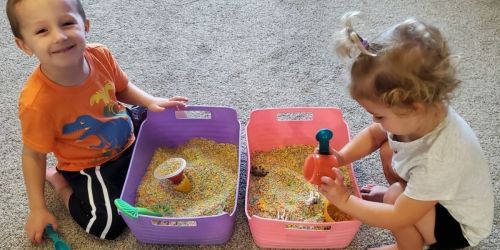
[
  {"x1": 136, "y1": 138, "x2": 238, "y2": 217},
  {"x1": 248, "y1": 145, "x2": 353, "y2": 222}
]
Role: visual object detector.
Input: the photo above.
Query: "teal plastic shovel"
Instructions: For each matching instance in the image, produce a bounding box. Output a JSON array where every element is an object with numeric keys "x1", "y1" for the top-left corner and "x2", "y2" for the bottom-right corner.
[{"x1": 44, "y1": 224, "x2": 70, "y2": 250}]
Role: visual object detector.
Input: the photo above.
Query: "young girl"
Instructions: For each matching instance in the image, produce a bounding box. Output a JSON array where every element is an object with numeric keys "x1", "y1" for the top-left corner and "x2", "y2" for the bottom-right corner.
[{"x1": 319, "y1": 12, "x2": 494, "y2": 249}]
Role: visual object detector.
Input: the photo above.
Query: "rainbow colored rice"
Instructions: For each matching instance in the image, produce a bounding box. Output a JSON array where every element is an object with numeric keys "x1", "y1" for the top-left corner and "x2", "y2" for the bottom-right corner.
[
  {"x1": 248, "y1": 145, "x2": 353, "y2": 222},
  {"x1": 136, "y1": 138, "x2": 238, "y2": 217}
]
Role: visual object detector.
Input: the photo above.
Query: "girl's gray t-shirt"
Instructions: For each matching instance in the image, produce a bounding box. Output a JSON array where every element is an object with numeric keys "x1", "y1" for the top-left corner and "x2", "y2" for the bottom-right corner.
[{"x1": 388, "y1": 106, "x2": 493, "y2": 246}]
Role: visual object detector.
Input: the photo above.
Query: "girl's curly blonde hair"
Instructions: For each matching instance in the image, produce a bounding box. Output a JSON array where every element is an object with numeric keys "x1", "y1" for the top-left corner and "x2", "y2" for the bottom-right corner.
[{"x1": 335, "y1": 12, "x2": 459, "y2": 108}]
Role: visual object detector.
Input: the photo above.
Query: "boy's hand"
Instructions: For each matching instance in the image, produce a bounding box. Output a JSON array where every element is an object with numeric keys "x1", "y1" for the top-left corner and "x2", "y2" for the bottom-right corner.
[
  {"x1": 25, "y1": 208, "x2": 58, "y2": 243},
  {"x1": 147, "y1": 96, "x2": 188, "y2": 112},
  {"x1": 318, "y1": 168, "x2": 350, "y2": 207}
]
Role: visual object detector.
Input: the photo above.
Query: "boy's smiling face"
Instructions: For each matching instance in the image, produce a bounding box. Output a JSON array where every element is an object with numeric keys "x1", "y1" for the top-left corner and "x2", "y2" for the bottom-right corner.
[{"x1": 14, "y1": 0, "x2": 89, "y2": 72}]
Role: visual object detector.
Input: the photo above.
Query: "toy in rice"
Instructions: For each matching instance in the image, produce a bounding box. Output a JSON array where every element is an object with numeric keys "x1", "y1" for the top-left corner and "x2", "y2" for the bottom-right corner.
[{"x1": 153, "y1": 157, "x2": 192, "y2": 193}]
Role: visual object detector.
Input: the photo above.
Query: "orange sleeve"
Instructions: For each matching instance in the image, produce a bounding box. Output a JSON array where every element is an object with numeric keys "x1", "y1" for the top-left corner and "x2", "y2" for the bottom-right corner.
[
  {"x1": 88, "y1": 44, "x2": 129, "y2": 92},
  {"x1": 19, "y1": 105, "x2": 55, "y2": 154}
]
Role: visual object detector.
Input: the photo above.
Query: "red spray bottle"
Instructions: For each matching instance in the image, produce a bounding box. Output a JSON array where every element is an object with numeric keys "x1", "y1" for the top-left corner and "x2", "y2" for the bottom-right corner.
[{"x1": 303, "y1": 128, "x2": 338, "y2": 185}]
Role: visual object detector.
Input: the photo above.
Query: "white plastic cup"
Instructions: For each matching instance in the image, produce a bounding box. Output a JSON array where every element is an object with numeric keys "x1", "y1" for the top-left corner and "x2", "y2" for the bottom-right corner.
[{"x1": 154, "y1": 157, "x2": 187, "y2": 185}]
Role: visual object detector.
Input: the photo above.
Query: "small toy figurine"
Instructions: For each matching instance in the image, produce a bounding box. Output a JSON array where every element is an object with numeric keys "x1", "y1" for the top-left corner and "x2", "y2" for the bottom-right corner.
[
  {"x1": 303, "y1": 129, "x2": 338, "y2": 185},
  {"x1": 250, "y1": 165, "x2": 269, "y2": 177},
  {"x1": 305, "y1": 191, "x2": 320, "y2": 205}
]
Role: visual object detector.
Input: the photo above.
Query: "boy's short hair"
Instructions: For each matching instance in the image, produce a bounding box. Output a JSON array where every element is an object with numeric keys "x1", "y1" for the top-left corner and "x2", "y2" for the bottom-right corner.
[{"x1": 6, "y1": 0, "x2": 87, "y2": 39}]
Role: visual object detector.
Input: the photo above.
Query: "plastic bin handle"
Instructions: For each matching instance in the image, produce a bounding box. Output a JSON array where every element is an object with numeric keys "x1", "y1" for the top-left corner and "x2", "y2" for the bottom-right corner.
[
  {"x1": 147, "y1": 105, "x2": 238, "y2": 124},
  {"x1": 149, "y1": 218, "x2": 198, "y2": 227},
  {"x1": 249, "y1": 107, "x2": 343, "y2": 126}
]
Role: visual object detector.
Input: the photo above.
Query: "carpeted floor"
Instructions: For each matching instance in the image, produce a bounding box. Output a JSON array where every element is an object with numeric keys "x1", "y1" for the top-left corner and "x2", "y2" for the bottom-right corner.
[{"x1": 0, "y1": 0, "x2": 498, "y2": 249}]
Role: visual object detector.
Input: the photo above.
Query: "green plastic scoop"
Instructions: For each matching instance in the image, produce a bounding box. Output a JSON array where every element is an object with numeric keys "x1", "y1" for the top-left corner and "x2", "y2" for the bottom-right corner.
[
  {"x1": 114, "y1": 198, "x2": 162, "y2": 219},
  {"x1": 44, "y1": 224, "x2": 70, "y2": 250}
]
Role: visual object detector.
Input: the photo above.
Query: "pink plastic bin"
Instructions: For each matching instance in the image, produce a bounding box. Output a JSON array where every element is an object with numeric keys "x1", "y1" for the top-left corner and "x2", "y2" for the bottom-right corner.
[
  {"x1": 245, "y1": 107, "x2": 361, "y2": 249},
  {"x1": 119, "y1": 106, "x2": 241, "y2": 245}
]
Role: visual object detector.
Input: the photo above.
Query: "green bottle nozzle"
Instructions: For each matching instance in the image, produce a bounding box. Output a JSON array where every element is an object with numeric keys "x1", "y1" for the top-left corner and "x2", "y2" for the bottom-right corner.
[{"x1": 316, "y1": 128, "x2": 333, "y2": 155}]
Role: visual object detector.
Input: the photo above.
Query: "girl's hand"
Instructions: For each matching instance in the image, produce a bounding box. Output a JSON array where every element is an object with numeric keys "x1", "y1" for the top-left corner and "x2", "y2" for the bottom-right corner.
[
  {"x1": 313, "y1": 147, "x2": 345, "y2": 166},
  {"x1": 147, "y1": 96, "x2": 188, "y2": 112},
  {"x1": 318, "y1": 168, "x2": 350, "y2": 207},
  {"x1": 25, "y1": 208, "x2": 58, "y2": 243}
]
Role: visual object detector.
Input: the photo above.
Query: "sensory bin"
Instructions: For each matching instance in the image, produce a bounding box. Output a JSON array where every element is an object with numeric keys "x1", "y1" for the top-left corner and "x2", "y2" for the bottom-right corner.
[
  {"x1": 247, "y1": 144, "x2": 353, "y2": 222},
  {"x1": 245, "y1": 107, "x2": 361, "y2": 248},
  {"x1": 135, "y1": 138, "x2": 238, "y2": 217}
]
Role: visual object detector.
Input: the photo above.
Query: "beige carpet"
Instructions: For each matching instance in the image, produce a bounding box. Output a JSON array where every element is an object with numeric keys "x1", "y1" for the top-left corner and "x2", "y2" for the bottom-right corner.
[{"x1": 0, "y1": 0, "x2": 498, "y2": 249}]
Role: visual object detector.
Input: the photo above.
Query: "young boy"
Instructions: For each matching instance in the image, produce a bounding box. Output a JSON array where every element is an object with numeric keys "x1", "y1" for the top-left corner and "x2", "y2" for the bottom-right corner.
[{"x1": 6, "y1": 0, "x2": 188, "y2": 243}]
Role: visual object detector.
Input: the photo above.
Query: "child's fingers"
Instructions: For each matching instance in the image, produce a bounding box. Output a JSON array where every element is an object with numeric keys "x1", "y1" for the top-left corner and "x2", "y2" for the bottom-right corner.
[
  {"x1": 148, "y1": 105, "x2": 165, "y2": 112},
  {"x1": 330, "y1": 149, "x2": 342, "y2": 165},
  {"x1": 318, "y1": 182, "x2": 332, "y2": 194},
  {"x1": 150, "y1": 101, "x2": 187, "y2": 112},
  {"x1": 163, "y1": 100, "x2": 187, "y2": 108},
  {"x1": 333, "y1": 168, "x2": 344, "y2": 184},
  {"x1": 50, "y1": 221, "x2": 59, "y2": 231},
  {"x1": 174, "y1": 100, "x2": 188, "y2": 106},
  {"x1": 317, "y1": 185, "x2": 327, "y2": 195},
  {"x1": 320, "y1": 175, "x2": 334, "y2": 185},
  {"x1": 169, "y1": 96, "x2": 189, "y2": 102},
  {"x1": 27, "y1": 230, "x2": 35, "y2": 243},
  {"x1": 34, "y1": 230, "x2": 44, "y2": 243}
]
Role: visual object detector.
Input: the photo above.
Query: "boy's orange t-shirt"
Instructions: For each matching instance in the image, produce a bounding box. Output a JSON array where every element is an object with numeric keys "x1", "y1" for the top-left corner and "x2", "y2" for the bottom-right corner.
[{"x1": 18, "y1": 44, "x2": 135, "y2": 171}]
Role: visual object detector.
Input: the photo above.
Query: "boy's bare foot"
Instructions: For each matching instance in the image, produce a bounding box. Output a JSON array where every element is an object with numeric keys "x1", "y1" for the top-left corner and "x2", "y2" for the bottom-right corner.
[
  {"x1": 360, "y1": 184, "x2": 388, "y2": 203},
  {"x1": 46, "y1": 167, "x2": 68, "y2": 191},
  {"x1": 45, "y1": 167, "x2": 72, "y2": 208},
  {"x1": 368, "y1": 243, "x2": 398, "y2": 250}
]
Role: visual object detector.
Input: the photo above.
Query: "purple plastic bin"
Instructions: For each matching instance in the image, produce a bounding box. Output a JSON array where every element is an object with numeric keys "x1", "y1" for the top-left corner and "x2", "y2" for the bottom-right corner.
[{"x1": 119, "y1": 106, "x2": 241, "y2": 244}]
